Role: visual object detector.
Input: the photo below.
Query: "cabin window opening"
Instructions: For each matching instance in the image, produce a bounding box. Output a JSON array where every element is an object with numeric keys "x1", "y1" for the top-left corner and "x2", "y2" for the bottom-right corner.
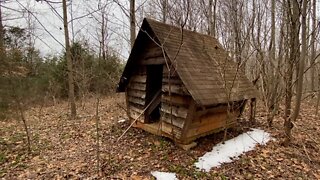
[{"x1": 145, "y1": 64, "x2": 163, "y2": 123}]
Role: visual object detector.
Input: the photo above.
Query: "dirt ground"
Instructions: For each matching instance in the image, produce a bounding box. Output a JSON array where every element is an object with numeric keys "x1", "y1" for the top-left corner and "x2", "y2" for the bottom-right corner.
[{"x1": 0, "y1": 93, "x2": 319, "y2": 179}]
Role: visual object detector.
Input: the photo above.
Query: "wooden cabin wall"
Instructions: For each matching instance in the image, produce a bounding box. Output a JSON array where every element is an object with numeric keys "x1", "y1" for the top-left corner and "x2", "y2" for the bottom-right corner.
[
  {"x1": 127, "y1": 69, "x2": 147, "y2": 123},
  {"x1": 160, "y1": 66, "x2": 192, "y2": 141},
  {"x1": 185, "y1": 101, "x2": 245, "y2": 141},
  {"x1": 127, "y1": 40, "x2": 164, "y2": 123}
]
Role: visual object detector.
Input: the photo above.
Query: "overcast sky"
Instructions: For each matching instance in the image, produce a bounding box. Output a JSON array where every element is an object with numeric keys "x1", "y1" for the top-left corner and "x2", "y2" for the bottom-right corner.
[{"x1": 2, "y1": 0, "x2": 146, "y2": 59}]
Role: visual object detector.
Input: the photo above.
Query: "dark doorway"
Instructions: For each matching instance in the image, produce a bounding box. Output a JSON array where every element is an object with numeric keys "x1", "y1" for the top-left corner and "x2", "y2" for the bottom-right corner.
[{"x1": 145, "y1": 65, "x2": 163, "y2": 123}]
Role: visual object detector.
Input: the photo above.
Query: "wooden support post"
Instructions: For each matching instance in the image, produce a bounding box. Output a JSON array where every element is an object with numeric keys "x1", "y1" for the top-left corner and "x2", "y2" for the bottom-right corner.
[
  {"x1": 249, "y1": 98, "x2": 256, "y2": 125},
  {"x1": 180, "y1": 101, "x2": 196, "y2": 142}
]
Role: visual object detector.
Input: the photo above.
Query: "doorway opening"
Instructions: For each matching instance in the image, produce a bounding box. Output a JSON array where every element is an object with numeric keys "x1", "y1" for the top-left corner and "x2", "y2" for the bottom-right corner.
[{"x1": 145, "y1": 64, "x2": 163, "y2": 123}]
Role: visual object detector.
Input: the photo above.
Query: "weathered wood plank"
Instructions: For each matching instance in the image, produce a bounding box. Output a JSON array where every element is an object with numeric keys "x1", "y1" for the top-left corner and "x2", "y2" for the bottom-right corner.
[
  {"x1": 129, "y1": 110, "x2": 145, "y2": 123},
  {"x1": 162, "y1": 94, "x2": 190, "y2": 106},
  {"x1": 161, "y1": 103, "x2": 188, "y2": 119},
  {"x1": 180, "y1": 100, "x2": 196, "y2": 140},
  {"x1": 195, "y1": 102, "x2": 244, "y2": 119},
  {"x1": 131, "y1": 75, "x2": 147, "y2": 83},
  {"x1": 136, "y1": 65, "x2": 147, "y2": 75},
  {"x1": 195, "y1": 105, "x2": 228, "y2": 118},
  {"x1": 161, "y1": 113, "x2": 185, "y2": 128},
  {"x1": 162, "y1": 84, "x2": 190, "y2": 95},
  {"x1": 161, "y1": 121, "x2": 182, "y2": 139},
  {"x1": 129, "y1": 104, "x2": 144, "y2": 114},
  {"x1": 141, "y1": 57, "x2": 166, "y2": 65},
  {"x1": 127, "y1": 89, "x2": 146, "y2": 99},
  {"x1": 190, "y1": 110, "x2": 240, "y2": 132},
  {"x1": 187, "y1": 113, "x2": 228, "y2": 138},
  {"x1": 129, "y1": 82, "x2": 146, "y2": 91},
  {"x1": 142, "y1": 47, "x2": 163, "y2": 59},
  {"x1": 162, "y1": 77, "x2": 183, "y2": 84},
  {"x1": 128, "y1": 96, "x2": 145, "y2": 106}
]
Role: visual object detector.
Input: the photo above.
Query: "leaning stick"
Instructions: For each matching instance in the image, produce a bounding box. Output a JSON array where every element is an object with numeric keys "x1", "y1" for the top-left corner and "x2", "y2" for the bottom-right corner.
[{"x1": 117, "y1": 90, "x2": 161, "y2": 142}]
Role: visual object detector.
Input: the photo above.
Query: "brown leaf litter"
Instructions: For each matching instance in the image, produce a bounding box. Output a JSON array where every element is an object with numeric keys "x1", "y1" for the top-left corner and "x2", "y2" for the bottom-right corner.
[{"x1": 0, "y1": 94, "x2": 319, "y2": 179}]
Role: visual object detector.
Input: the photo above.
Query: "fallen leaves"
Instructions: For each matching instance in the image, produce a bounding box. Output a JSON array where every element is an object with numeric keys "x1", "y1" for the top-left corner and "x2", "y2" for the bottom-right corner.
[{"x1": 0, "y1": 94, "x2": 319, "y2": 179}]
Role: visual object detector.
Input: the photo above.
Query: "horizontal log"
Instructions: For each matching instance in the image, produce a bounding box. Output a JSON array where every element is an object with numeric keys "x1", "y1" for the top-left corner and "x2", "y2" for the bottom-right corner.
[
  {"x1": 131, "y1": 75, "x2": 147, "y2": 83},
  {"x1": 127, "y1": 89, "x2": 146, "y2": 99},
  {"x1": 195, "y1": 105, "x2": 228, "y2": 117},
  {"x1": 141, "y1": 57, "x2": 166, "y2": 65},
  {"x1": 128, "y1": 96, "x2": 145, "y2": 106},
  {"x1": 136, "y1": 66, "x2": 147, "y2": 75},
  {"x1": 196, "y1": 101, "x2": 244, "y2": 118},
  {"x1": 161, "y1": 103, "x2": 188, "y2": 119},
  {"x1": 161, "y1": 121, "x2": 182, "y2": 139},
  {"x1": 162, "y1": 94, "x2": 190, "y2": 106},
  {"x1": 129, "y1": 104, "x2": 144, "y2": 114},
  {"x1": 161, "y1": 113, "x2": 185, "y2": 129},
  {"x1": 129, "y1": 82, "x2": 146, "y2": 91},
  {"x1": 188, "y1": 111, "x2": 239, "y2": 138},
  {"x1": 129, "y1": 110, "x2": 144, "y2": 123},
  {"x1": 162, "y1": 77, "x2": 183, "y2": 84},
  {"x1": 142, "y1": 47, "x2": 163, "y2": 59},
  {"x1": 162, "y1": 84, "x2": 190, "y2": 95}
]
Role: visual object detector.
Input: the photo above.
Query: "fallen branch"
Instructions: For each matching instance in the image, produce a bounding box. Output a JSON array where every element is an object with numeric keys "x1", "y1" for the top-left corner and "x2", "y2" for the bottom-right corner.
[{"x1": 116, "y1": 103, "x2": 127, "y2": 112}]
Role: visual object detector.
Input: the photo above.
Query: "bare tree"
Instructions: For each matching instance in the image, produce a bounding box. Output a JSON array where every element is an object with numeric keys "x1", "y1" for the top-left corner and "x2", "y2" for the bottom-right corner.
[
  {"x1": 0, "y1": 0, "x2": 5, "y2": 63},
  {"x1": 292, "y1": 0, "x2": 307, "y2": 122},
  {"x1": 130, "y1": 0, "x2": 136, "y2": 48},
  {"x1": 161, "y1": 0, "x2": 168, "y2": 23},
  {"x1": 62, "y1": 0, "x2": 77, "y2": 118},
  {"x1": 208, "y1": 0, "x2": 217, "y2": 36},
  {"x1": 267, "y1": 0, "x2": 281, "y2": 126},
  {"x1": 284, "y1": 0, "x2": 300, "y2": 145},
  {"x1": 99, "y1": 1, "x2": 108, "y2": 61},
  {"x1": 310, "y1": 0, "x2": 317, "y2": 91}
]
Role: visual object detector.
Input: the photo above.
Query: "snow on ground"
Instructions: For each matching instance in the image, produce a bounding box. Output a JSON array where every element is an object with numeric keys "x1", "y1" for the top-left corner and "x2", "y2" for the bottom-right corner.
[
  {"x1": 195, "y1": 128, "x2": 272, "y2": 172},
  {"x1": 151, "y1": 171, "x2": 178, "y2": 180},
  {"x1": 117, "y1": 118, "x2": 127, "y2": 123}
]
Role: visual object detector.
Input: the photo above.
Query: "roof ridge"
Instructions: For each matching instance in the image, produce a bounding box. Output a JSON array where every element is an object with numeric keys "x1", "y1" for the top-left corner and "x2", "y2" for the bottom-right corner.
[{"x1": 144, "y1": 18, "x2": 218, "y2": 40}]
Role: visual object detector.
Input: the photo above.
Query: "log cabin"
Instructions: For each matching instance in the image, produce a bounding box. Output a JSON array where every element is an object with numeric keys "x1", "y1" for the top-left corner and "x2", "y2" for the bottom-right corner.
[{"x1": 117, "y1": 18, "x2": 258, "y2": 148}]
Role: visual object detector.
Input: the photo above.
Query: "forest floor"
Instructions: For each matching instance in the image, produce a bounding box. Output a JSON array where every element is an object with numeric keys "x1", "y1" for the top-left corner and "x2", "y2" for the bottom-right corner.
[{"x1": 0, "y1": 93, "x2": 319, "y2": 179}]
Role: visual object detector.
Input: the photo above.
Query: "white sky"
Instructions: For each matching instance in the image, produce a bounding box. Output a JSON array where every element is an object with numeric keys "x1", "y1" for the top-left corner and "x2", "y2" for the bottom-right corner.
[{"x1": 2, "y1": 0, "x2": 146, "y2": 59}]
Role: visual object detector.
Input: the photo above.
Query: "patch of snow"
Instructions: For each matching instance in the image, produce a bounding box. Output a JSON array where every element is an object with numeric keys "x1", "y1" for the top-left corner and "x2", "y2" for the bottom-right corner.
[
  {"x1": 118, "y1": 118, "x2": 127, "y2": 123},
  {"x1": 195, "y1": 128, "x2": 271, "y2": 172},
  {"x1": 151, "y1": 171, "x2": 178, "y2": 180}
]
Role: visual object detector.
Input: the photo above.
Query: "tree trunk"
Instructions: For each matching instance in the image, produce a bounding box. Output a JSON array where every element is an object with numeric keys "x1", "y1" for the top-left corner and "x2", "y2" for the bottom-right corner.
[
  {"x1": 292, "y1": 0, "x2": 307, "y2": 122},
  {"x1": 267, "y1": 0, "x2": 278, "y2": 126},
  {"x1": 310, "y1": 0, "x2": 316, "y2": 91},
  {"x1": 208, "y1": 0, "x2": 217, "y2": 36},
  {"x1": 284, "y1": 0, "x2": 300, "y2": 145},
  {"x1": 101, "y1": 12, "x2": 106, "y2": 61},
  {"x1": 208, "y1": 0, "x2": 213, "y2": 36},
  {"x1": 17, "y1": 101, "x2": 31, "y2": 153},
  {"x1": 249, "y1": 98, "x2": 256, "y2": 125},
  {"x1": 130, "y1": 0, "x2": 136, "y2": 48},
  {"x1": 0, "y1": 0, "x2": 5, "y2": 61},
  {"x1": 231, "y1": 0, "x2": 242, "y2": 65},
  {"x1": 62, "y1": 0, "x2": 77, "y2": 118},
  {"x1": 161, "y1": 0, "x2": 167, "y2": 23},
  {"x1": 213, "y1": 0, "x2": 217, "y2": 37},
  {"x1": 316, "y1": 75, "x2": 320, "y2": 115}
]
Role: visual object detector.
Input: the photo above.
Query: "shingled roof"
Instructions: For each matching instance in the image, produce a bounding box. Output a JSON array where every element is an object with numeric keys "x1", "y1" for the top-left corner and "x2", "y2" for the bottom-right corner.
[{"x1": 117, "y1": 18, "x2": 258, "y2": 106}]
